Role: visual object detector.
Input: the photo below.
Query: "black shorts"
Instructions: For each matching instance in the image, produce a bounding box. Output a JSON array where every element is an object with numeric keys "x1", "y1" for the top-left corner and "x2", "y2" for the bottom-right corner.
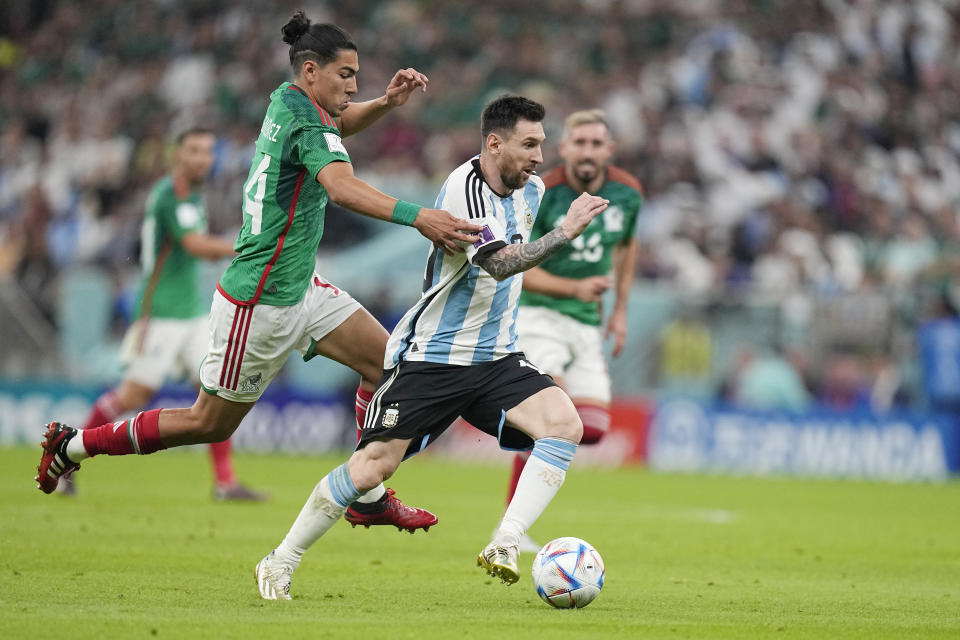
[{"x1": 359, "y1": 353, "x2": 557, "y2": 459}]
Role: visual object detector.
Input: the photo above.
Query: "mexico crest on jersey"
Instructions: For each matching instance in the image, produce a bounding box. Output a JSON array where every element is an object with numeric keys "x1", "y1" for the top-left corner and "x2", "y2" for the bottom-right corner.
[
  {"x1": 604, "y1": 205, "x2": 624, "y2": 232},
  {"x1": 382, "y1": 404, "x2": 400, "y2": 428}
]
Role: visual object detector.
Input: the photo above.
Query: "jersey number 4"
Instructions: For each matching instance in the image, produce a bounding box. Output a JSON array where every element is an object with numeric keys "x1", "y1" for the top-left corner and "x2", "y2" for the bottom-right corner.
[{"x1": 243, "y1": 154, "x2": 271, "y2": 235}]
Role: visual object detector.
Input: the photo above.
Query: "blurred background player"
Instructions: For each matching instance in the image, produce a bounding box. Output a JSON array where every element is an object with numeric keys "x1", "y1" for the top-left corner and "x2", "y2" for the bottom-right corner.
[
  {"x1": 254, "y1": 95, "x2": 610, "y2": 599},
  {"x1": 508, "y1": 109, "x2": 642, "y2": 551},
  {"x1": 63, "y1": 127, "x2": 264, "y2": 501},
  {"x1": 36, "y1": 12, "x2": 481, "y2": 535}
]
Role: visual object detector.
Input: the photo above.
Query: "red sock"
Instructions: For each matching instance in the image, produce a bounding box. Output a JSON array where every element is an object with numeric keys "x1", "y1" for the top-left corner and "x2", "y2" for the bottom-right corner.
[
  {"x1": 355, "y1": 385, "x2": 374, "y2": 443},
  {"x1": 81, "y1": 390, "x2": 123, "y2": 431},
  {"x1": 506, "y1": 453, "x2": 526, "y2": 505},
  {"x1": 82, "y1": 409, "x2": 167, "y2": 457},
  {"x1": 575, "y1": 402, "x2": 609, "y2": 445},
  {"x1": 209, "y1": 439, "x2": 236, "y2": 487}
]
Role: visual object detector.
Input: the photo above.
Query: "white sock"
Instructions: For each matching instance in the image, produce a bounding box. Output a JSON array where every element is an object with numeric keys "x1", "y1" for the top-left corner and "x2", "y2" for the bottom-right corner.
[
  {"x1": 66, "y1": 431, "x2": 90, "y2": 462},
  {"x1": 274, "y1": 463, "x2": 362, "y2": 567},
  {"x1": 353, "y1": 483, "x2": 386, "y2": 504},
  {"x1": 495, "y1": 438, "x2": 578, "y2": 547}
]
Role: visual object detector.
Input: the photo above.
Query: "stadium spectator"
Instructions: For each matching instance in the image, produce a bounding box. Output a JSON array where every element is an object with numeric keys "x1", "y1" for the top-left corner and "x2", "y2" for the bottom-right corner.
[{"x1": 5, "y1": 0, "x2": 960, "y2": 408}]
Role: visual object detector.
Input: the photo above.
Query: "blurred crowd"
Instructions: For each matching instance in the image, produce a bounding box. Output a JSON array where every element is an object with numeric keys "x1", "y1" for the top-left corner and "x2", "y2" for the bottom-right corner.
[{"x1": 3, "y1": 0, "x2": 960, "y2": 410}]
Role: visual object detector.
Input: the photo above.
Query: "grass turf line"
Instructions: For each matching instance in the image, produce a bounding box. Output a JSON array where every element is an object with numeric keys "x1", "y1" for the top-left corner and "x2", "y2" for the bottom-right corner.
[{"x1": 1, "y1": 446, "x2": 958, "y2": 639}]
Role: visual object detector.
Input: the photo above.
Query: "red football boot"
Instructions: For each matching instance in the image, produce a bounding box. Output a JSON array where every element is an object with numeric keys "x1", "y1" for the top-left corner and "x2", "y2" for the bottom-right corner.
[
  {"x1": 36, "y1": 422, "x2": 82, "y2": 494},
  {"x1": 344, "y1": 488, "x2": 438, "y2": 533}
]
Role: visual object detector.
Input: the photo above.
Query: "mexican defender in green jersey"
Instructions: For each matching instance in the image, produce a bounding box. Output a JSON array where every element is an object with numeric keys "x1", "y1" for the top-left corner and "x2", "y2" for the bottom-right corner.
[
  {"x1": 73, "y1": 128, "x2": 263, "y2": 501},
  {"x1": 39, "y1": 14, "x2": 481, "y2": 551},
  {"x1": 135, "y1": 174, "x2": 211, "y2": 320},
  {"x1": 509, "y1": 110, "x2": 642, "y2": 551}
]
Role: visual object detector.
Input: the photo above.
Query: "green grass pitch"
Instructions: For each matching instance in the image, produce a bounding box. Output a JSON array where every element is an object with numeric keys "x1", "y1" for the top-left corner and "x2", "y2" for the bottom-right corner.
[{"x1": 2, "y1": 446, "x2": 958, "y2": 639}]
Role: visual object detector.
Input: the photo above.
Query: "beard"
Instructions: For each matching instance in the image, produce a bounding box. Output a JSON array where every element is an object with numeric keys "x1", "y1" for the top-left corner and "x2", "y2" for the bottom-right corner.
[
  {"x1": 572, "y1": 160, "x2": 600, "y2": 183},
  {"x1": 500, "y1": 168, "x2": 530, "y2": 190}
]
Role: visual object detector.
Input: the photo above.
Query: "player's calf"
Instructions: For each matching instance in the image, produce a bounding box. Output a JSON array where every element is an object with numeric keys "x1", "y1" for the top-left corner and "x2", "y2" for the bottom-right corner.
[{"x1": 574, "y1": 401, "x2": 609, "y2": 445}]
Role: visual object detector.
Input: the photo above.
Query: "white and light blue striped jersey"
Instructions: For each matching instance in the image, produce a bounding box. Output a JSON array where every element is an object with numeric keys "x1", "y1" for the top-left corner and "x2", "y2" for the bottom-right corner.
[{"x1": 385, "y1": 156, "x2": 545, "y2": 367}]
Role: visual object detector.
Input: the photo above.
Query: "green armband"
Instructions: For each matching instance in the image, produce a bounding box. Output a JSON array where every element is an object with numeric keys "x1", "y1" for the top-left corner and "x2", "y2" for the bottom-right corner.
[{"x1": 391, "y1": 200, "x2": 421, "y2": 226}]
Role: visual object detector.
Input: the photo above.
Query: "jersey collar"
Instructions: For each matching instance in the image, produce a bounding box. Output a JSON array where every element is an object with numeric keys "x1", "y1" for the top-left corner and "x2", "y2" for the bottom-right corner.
[{"x1": 472, "y1": 157, "x2": 513, "y2": 199}]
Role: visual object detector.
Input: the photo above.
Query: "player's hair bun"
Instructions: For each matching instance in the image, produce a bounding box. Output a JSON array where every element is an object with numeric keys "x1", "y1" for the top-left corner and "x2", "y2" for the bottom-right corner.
[{"x1": 281, "y1": 11, "x2": 311, "y2": 45}]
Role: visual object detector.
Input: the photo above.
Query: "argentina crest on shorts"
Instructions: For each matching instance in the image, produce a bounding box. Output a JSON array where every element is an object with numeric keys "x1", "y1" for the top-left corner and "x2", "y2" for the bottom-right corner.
[{"x1": 382, "y1": 403, "x2": 400, "y2": 428}]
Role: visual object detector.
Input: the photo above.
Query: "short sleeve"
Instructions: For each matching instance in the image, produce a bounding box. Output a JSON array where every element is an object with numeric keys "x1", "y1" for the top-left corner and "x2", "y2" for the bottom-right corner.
[{"x1": 293, "y1": 124, "x2": 351, "y2": 179}]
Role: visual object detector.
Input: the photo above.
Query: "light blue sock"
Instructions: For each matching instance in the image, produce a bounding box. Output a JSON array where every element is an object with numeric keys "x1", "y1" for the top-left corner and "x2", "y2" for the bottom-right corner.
[
  {"x1": 275, "y1": 463, "x2": 362, "y2": 566},
  {"x1": 327, "y1": 462, "x2": 363, "y2": 508},
  {"x1": 496, "y1": 437, "x2": 579, "y2": 547},
  {"x1": 529, "y1": 437, "x2": 578, "y2": 471}
]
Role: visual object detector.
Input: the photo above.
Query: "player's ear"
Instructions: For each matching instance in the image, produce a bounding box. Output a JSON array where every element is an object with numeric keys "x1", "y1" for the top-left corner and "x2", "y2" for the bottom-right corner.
[{"x1": 486, "y1": 132, "x2": 502, "y2": 155}]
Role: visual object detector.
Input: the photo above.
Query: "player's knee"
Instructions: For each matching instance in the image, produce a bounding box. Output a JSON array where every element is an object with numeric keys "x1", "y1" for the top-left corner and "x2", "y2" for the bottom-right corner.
[
  {"x1": 543, "y1": 409, "x2": 582, "y2": 444},
  {"x1": 347, "y1": 449, "x2": 397, "y2": 492}
]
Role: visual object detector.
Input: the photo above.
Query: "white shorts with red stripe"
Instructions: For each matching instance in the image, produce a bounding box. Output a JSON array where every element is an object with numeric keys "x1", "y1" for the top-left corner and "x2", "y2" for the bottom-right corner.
[
  {"x1": 199, "y1": 273, "x2": 361, "y2": 402},
  {"x1": 120, "y1": 316, "x2": 209, "y2": 389},
  {"x1": 516, "y1": 305, "x2": 611, "y2": 407}
]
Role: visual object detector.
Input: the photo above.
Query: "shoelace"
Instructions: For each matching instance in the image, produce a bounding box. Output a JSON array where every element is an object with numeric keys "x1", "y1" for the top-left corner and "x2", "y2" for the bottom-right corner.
[
  {"x1": 272, "y1": 564, "x2": 293, "y2": 594},
  {"x1": 387, "y1": 494, "x2": 418, "y2": 515},
  {"x1": 487, "y1": 546, "x2": 511, "y2": 561}
]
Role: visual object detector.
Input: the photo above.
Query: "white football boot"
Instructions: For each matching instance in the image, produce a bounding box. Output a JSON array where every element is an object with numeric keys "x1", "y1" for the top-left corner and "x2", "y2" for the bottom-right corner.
[
  {"x1": 255, "y1": 551, "x2": 294, "y2": 600},
  {"x1": 477, "y1": 541, "x2": 519, "y2": 585}
]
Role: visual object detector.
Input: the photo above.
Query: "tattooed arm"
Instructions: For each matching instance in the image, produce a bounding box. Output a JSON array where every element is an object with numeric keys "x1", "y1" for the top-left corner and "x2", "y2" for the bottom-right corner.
[
  {"x1": 475, "y1": 192, "x2": 610, "y2": 281},
  {"x1": 476, "y1": 227, "x2": 570, "y2": 281}
]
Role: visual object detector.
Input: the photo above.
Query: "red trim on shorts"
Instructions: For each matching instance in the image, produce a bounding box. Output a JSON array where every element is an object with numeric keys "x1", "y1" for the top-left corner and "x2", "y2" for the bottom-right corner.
[
  {"x1": 222, "y1": 307, "x2": 243, "y2": 390},
  {"x1": 230, "y1": 306, "x2": 254, "y2": 390},
  {"x1": 219, "y1": 305, "x2": 244, "y2": 387},
  {"x1": 313, "y1": 276, "x2": 341, "y2": 295}
]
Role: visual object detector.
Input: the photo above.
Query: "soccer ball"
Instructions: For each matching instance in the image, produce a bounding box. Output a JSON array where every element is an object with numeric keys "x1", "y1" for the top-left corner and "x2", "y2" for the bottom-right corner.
[{"x1": 531, "y1": 537, "x2": 605, "y2": 609}]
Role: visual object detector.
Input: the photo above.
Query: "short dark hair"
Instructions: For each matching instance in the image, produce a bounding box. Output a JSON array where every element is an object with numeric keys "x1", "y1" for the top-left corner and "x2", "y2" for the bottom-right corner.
[
  {"x1": 175, "y1": 126, "x2": 214, "y2": 146},
  {"x1": 481, "y1": 95, "x2": 546, "y2": 138},
  {"x1": 282, "y1": 11, "x2": 356, "y2": 70}
]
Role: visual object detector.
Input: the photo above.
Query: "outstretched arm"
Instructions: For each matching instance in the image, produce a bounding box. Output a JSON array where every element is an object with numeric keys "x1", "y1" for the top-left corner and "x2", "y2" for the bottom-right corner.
[
  {"x1": 476, "y1": 193, "x2": 609, "y2": 281},
  {"x1": 337, "y1": 68, "x2": 428, "y2": 138},
  {"x1": 476, "y1": 228, "x2": 570, "y2": 281},
  {"x1": 317, "y1": 160, "x2": 481, "y2": 253}
]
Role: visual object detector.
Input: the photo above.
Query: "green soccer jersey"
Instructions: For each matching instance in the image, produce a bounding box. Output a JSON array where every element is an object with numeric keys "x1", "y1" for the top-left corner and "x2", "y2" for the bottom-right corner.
[
  {"x1": 519, "y1": 166, "x2": 643, "y2": 326},
  {"x1": 218, "y1": 82, "x2": 351, "y2": 306},
  {"x1": 133, "y1": 175, "x2": 208, "y2": 320}
]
